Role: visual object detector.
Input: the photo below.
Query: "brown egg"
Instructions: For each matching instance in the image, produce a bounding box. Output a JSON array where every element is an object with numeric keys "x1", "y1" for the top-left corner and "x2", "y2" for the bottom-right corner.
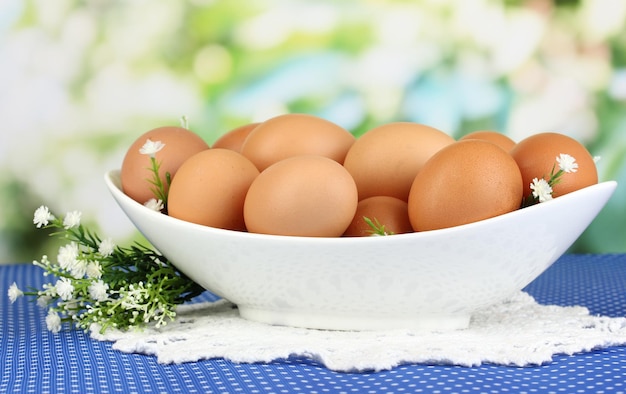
[
  {"x1": 408, "y1": 140, "x2": 523, "y2": 232},
  {"x1": 168, "y1": 149, "x2": 259, "y2": 231},
  {"x1": 460, "y1": 130, "x2": 516, "y2": 152},
  {"x1": 244, "y1": 155, "x2": 358, "y2": 237},
  {"x1": 240, "y1": 113, "x2": 356, "y2": 171},
  {"x1": 343, "y1": 196, "x2": 413, "y2": 237},
  {"x1": 121, "y1": 126, "x2": 210, "y2": 205},
  {"x1": 343, "y1": 122, "x2": 455, "y2": 201},
  {"x1": 510, "y1": 132, "x2": 598, "y2": 199},
  {"x1": 212, "y1": 122, "x2": 260, "y2": 153}
]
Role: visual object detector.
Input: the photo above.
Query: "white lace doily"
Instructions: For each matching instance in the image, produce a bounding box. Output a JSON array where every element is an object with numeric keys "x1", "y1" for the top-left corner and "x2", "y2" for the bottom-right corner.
[{"x1": 90, "y1": 292, "x2": 626, "y2": 372}]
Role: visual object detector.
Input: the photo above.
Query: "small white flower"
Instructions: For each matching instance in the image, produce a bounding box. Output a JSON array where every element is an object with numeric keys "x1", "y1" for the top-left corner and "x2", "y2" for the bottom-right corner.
[
  {"x1": 63, "y1": 211, "x2": 82, "y2": 229},
  {"x1": 144, "y1": 198, "x2": 165, "y2": 212},
  {"x1": 45, "y1": 309, "x2": 62, "y2": 333},
  {"x1": 139, "y1": 139, "x2": 166, "y2": 157},
  {"x1": 69, "y1": 260, "x2": 87, "y2": 279},
  {"x1": 530, "y1": 178, "x2": 553, "y2": 203},
  {"x1": 556, "y1": 154, "x2": 578, "y2": 173},
  {"x1": 40, "y1": 283, "x2": 56, "y2": 297},
  {"x1": 62, "y1": 300, "x2": 79, "y2": 316},
  {"x1": 8, "y1": 282, "x2": 23, "y2": 303},
  {"x1": 120, "y1": 283, "x2": 149, "y2": 311},
  {"x1": 55, "y1": 277, "x2": 75, "y2": 301},
  {"x1": 37, "y1": 295, "x2": 52, "y2": 308},
  {"x1": 593, "y1": 156, "x2": 601, "y2": 164},
  {"x1": 33, "y1": 255, "x2": 51, "y2": 268},
  {"x1": 85, "y1": 261, "x2": 103, "y2": 279},
  {"x1": 57, "y1": 242, "x2": 79, "y2": 270},
  {"x1": 33, "y1": 206, "x2": 55, "y2": 228},
  {"x1": 88, "y1": 280, "x2": 109, "y2": 302},
  {"x1": 98, "y1": 238, "x2": 115, "y2": 257}
]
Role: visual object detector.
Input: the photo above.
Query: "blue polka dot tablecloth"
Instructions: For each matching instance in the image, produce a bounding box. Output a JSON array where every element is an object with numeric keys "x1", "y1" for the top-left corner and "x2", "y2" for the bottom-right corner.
[{"x1": 2, "y1": 254, "x2": 626, "y2": 394}]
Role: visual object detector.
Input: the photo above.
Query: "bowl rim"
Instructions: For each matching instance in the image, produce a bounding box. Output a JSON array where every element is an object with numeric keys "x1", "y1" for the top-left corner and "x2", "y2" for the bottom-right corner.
[{"x1": 105, "y1": 169, "x2": 617, "y2": 244}]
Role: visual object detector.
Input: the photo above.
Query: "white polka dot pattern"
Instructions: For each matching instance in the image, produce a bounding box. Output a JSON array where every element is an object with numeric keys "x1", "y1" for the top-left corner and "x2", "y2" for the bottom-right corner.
[{"x1": 1, "y1": 254, "x2": 625, "y2": 393}]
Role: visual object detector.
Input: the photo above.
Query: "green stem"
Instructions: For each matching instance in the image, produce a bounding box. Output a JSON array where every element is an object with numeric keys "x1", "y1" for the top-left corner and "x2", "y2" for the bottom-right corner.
[{"x1": 146, "y1": 157, "x2": 170, "y2": 213}]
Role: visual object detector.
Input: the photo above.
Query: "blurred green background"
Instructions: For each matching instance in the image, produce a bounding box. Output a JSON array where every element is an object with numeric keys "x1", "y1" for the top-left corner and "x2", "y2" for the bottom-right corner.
[{"x1": 1, "y1": 0, "x2": 625, "y2": 263}]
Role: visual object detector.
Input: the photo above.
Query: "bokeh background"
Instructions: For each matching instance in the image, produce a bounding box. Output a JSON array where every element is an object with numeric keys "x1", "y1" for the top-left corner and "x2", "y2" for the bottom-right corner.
[{"x1": 1, "y1": 0, "x2": 625, "y2": 263}]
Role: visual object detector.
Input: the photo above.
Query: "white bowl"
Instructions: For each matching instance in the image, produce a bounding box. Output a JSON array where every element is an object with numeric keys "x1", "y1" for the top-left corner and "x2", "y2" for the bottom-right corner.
[{"x1": 105, "y1": 170, "x2": 616, "y2": 331}]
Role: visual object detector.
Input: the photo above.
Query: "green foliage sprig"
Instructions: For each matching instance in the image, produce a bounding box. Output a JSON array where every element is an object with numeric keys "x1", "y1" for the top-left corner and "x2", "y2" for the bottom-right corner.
[
  {"x1": 8, "y1": 206, "x2": 205, "y2": 334},
  {"x1": 363, "y1": 216, "x2": 394, "y2": 236}
]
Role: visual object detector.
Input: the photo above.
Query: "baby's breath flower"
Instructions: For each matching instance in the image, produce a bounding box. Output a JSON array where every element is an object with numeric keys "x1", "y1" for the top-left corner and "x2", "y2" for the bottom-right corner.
[
  {"x1": 62, "y1": 300, "x2": 80, "y2": 316},
  {"x1": 88, "y1": 280, "x2": 109, "y2": 302},
  {"x1": 55, "y1": 277, "x2": 75, "y2": 301},
  {"x1": 63, "y1": 211, "x2": 82, "y2": 229},
  {"x1": 98, "y1": 238, "x2": 115, "y2": 257},
  {"x1": 8, "y1": 283, "x2": 23, "y2": 303},
  {"x1": 41, "y1": 283, "x2": 57, "y2": 298},
  {"x1": 530, "y1": 178, "x2": 553, "y2": 203},
  {"x1": 85, "y1": 261, "x2": 103, "y2": 279},
  {"x1": 556, "y1": 153, "x2": 578, "y2": 173},
  {"x1": 37, "y1": 295, "x2": 52, "y2": 308},
  {"x1": 139, "y1": 139, "x2": 166, "y2": 157},
  {"x1": 144, "y1": 198, "x2": 165, "y2": 212},
  {"x1": 120, "y1": 283, "x2": 148, "y2": 311},
  {"x1": 57, "y1": 242, "x2": 79, "y2": 270},
  {"x1": 37, "y1": 255, "x2": 50, "y2": 268},
  {"x1": 45, "y1": 310, "x2": 62, "y2": 333},
  {"x1": 69, "y1": 260, "x2": 87, "y2": 279},
  {"x1": 33, "y1": 206, "x2": 55, "y2": 228}
]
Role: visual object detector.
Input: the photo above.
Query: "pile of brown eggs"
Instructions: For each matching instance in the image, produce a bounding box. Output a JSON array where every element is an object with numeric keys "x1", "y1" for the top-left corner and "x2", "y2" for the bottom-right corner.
[{"x1": 120, "y1": 114, "x2": 598, "y2": 237}]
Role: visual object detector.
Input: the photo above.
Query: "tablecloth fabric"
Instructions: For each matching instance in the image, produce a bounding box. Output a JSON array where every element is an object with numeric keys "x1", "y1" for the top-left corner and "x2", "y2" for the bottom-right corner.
[{"x1": 2, "y1": 254, "x2": 626, "y2": 393}]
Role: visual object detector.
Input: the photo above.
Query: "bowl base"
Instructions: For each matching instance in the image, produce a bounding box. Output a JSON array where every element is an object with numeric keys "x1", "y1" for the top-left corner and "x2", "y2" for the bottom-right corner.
[{"x1": 238, "y1": 306, "x2": 471, "y2": 332}]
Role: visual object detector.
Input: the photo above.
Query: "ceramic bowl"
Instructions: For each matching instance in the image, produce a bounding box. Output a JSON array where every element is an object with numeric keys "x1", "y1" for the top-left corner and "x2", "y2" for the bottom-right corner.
[{"x1": 105, "y1": 170, "x2": 616, "y2": 331}]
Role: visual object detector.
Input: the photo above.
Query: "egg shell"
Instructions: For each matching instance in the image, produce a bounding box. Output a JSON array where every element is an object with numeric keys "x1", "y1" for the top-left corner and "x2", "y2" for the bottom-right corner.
[
  {"x1": 244, "y1": 155, "x2": 358, "y2": 237},
  {"x1": 343, "y1": 122, "x2": 455, "y2": 201},
  {"x1": 408, "y1": 139, "x2": 523, "y2": 232},
  {"x1": 167, "y1": 148, "x2": 259, "y2": 231},
  {"x1": 240, "y1": 113, "x2": 356, "y2": 171},
  {"x1": 212, "y1": 122, "x2": 260, "y2": 153},
  {"x1": 510, "y1": 132, "x2": 598, "y2": 198},
  {"x1": 460, "y1": 130, "x2": 516, "y2": 152},
  {"x1": 343, "y1": 196, "x2": 413, "y2": 237},
  {"x1": 121, "y1": 126, "x2": 209, "y2": 205}
]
